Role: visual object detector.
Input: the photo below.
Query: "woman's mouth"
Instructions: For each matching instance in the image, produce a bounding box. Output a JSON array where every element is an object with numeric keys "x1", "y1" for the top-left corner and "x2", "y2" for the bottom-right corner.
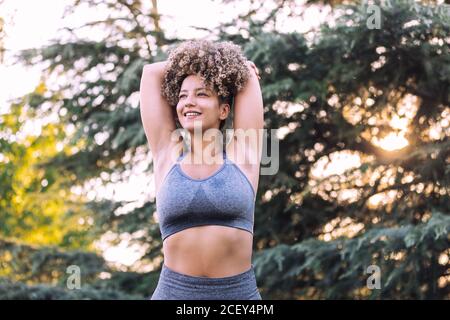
[{"x1": 184, "y1": 111, "x2": 202, "y2": 120}]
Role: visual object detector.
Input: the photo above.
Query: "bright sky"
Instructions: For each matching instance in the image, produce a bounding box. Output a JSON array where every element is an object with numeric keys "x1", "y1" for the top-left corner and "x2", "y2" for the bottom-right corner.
[{"x1": 0, "y1": 0, "x2": 64, "y2": 111}]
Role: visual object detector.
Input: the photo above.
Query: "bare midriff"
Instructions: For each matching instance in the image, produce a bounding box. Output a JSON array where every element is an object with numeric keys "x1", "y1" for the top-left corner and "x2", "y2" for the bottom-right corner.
[{"x1": 162, "y1": 225, "x2": 253, "y2": 278}]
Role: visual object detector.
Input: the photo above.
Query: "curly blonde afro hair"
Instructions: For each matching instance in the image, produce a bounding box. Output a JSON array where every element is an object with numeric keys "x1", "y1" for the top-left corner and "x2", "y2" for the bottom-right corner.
[{"x1": 161, "y1": 39, "x2": 250, "y2": 110}]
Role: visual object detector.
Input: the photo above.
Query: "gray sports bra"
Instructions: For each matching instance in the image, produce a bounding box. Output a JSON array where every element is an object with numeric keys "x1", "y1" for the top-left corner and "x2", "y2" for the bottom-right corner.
[{"x1": 156, "y1": 149, "x2": 255, "y2": 241}]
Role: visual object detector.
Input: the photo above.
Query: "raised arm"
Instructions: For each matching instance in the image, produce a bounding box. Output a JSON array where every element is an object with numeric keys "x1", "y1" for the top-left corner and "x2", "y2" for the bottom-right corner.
[
  {"x1": 233, "y1": 62, "x2": 264, "y2": 164},
  {"x1": 139, "y1": 61, "x2": 177, "y2": 158}
]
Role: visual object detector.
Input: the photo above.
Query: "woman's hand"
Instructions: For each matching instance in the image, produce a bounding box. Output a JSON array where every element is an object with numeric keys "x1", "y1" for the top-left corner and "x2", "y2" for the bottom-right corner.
[{"x1": 246, "y1": 60, "x2": 261, "y2": 80}]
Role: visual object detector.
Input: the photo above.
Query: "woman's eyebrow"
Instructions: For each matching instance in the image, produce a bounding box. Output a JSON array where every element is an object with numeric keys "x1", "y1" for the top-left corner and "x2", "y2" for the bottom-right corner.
[{"x1": 180, "y1": 87, "x2": 209, "y2": 92}]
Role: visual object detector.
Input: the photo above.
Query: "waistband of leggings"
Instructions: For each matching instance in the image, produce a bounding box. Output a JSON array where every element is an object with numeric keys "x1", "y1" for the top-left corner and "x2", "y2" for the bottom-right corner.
[{"x1": 160, "y1": 263, "x2": 256, "y2": 286}]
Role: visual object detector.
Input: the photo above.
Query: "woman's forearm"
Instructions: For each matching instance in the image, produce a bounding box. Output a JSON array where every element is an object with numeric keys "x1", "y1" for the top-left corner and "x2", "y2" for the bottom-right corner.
[{"x1": 143, "y1": 60, "x2": 168, "y2": 79}]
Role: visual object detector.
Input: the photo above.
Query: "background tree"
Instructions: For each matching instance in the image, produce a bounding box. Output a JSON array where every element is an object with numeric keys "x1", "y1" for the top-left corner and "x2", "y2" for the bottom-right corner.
[{"x1": 237, "y1": 0, "x2": 449, "y2": 299}]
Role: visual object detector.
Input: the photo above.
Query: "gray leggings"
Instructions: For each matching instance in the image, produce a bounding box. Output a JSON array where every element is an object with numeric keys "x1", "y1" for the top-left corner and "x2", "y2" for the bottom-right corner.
[{"x1": 150, "y1": 263, "x2": 262, "y2": 300}]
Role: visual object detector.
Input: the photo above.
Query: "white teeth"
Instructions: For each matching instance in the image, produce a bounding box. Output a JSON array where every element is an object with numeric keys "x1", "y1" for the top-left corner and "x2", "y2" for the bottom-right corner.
[{"x1": 185, "y1": 112, "x2": 201, "y2": 116}]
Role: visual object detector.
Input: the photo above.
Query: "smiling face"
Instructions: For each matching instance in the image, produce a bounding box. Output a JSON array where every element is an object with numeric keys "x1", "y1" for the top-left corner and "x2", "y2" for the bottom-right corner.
[{"x1": 176, "y1": 74, "x2": 230, "y2": 132}]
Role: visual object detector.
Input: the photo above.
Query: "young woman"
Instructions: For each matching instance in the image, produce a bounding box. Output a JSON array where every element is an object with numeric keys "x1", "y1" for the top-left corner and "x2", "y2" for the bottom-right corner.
[{"x1": 139, "y1": 39, "x2": 264, "y2": 300}]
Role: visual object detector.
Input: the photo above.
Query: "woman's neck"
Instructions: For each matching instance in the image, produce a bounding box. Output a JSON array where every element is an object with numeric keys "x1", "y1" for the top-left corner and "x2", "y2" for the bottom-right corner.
[{"x1": 185, "y1": 131, "x2": 224, "y2": 165}]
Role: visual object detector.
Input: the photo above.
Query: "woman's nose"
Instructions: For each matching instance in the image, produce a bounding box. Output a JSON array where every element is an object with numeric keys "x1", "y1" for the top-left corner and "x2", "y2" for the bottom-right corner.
[{"x1": 184, "y1": 94, "x2": 196, "y2": 106}]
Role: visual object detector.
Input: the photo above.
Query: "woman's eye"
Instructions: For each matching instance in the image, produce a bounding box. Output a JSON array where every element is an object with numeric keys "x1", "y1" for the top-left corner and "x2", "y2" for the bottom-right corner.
[{"x1": 178, "y1": 93, "x2": 207, "y2": 98}]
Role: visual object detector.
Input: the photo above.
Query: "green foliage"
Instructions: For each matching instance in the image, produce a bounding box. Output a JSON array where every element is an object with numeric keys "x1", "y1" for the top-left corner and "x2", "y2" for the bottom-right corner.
[
  {"x1": 0, "y1": 277, "x2": 144, "y2": 300},
  {"x1": 0, "y1": 237, "x2": 104, "y2": 283},
  {"x1": 0, "y1": 99, "x2": 97, "y2": 248},
  {"x1": 0, "y1": 238, "x2": 158, "y2": 299},
  {"x1": 254, "y1": 211, "x2": 449, "y2": 299}
]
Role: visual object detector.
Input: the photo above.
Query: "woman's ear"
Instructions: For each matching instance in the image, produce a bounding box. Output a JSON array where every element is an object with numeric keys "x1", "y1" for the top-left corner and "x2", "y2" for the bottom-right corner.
[{"x1": 219, "y1": 103, "x2": 230, "y2": 120}]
